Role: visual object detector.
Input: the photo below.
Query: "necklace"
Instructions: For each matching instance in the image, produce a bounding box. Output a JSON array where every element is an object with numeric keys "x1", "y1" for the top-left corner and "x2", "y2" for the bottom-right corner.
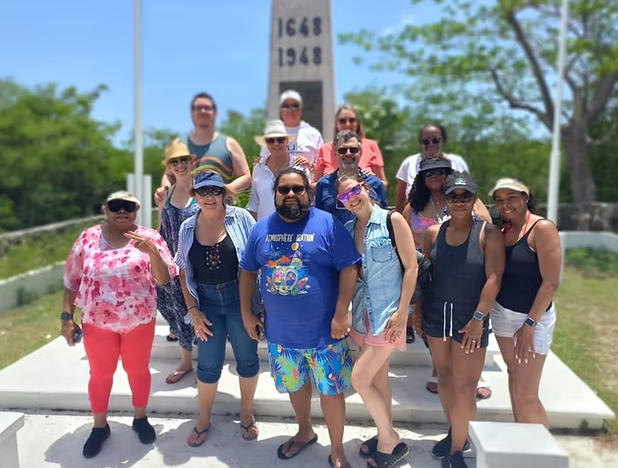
[
  {"x1": 502, "y1": 211, "x2": 531, "y2": 239},
  {"x1": 430, "y1": 197, "x2": 448, "y2": 223}
]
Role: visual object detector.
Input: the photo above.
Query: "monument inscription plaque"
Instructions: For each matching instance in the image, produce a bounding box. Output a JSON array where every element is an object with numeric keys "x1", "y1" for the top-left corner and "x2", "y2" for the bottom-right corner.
[{"x1": 267, "y1": 0, "x2": 335, "y2": 141}]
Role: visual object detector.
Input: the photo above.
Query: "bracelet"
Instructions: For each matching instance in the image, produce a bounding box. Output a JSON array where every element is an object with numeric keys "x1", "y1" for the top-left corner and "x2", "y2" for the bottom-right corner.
[{"x1": 187, "y1": 305, "x2": 197, "y2": 312}]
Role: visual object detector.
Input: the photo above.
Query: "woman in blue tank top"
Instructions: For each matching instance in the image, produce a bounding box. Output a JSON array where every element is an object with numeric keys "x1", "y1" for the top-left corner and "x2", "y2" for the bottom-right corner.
[
  {"x1": 489, "y1": 178, "x2": 561, "y2": 429},
  {"x1": 413, "y1": 172, "x2": 505, "y2": 468}
]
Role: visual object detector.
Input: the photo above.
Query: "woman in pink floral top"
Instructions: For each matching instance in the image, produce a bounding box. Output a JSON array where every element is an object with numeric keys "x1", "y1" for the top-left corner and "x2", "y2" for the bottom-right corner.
[{"x1": 61, "y1": 190, "x2": 177, "y2": 459}]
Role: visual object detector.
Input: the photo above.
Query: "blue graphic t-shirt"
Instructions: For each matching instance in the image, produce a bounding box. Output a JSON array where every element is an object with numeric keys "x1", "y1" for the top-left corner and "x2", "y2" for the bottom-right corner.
[{"x1": 240, "y1": 208, "x2": 361, "y2": 349}]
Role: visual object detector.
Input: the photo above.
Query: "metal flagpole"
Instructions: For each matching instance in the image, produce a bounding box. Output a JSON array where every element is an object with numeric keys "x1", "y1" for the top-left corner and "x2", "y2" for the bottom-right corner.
[
  {"x1": 547, "y1": 0, "x2": 570, "y2": 224},
  {"x1": 133, "y1": 0, "x2": 144, "y2": 225}
]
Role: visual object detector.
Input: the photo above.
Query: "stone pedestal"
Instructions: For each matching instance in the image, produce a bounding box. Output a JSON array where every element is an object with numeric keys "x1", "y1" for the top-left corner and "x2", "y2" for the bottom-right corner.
[
  {"x1": 267, "y1": 0, "x2": 335, "y2": 141},
  {"x1": 0, "y1": 412, "x2": 24, "y2": 468}
]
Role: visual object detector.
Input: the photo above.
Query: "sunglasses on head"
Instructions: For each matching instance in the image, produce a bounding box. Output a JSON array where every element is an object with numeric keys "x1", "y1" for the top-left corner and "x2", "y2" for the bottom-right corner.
[
  {"x1": 421, "y1": 138, "x2": 441, "y2": 146},
  {"x1": 276, "y1": 185, "x2": 306, "y2": 196},
  {"x1": 445, "y1": 193, "x2": 474, "y2": 204},
  {"x1": 281, "y1": 104, "x2": 300, "y2": 110},
  {"x1": 336, "y1": 184, "x2": 363, "y2": 204},
  {"x1": 195, "y1": 186, "x2": 224, "y2": 197},
  {"x1": 107, "y1": 200, "x2": 137, "y2": 213},
  {"x1": 337, "y1": 146, "x2": 360, "y2": 155},
  {"x1": 423, "y1": 168, "x2": 449, "y2": 178},
  {"x1": 170, "y1": 157, "x2": 191, "y2": 167},
  {"x1": 337, "y1": 117, "x2": 357, "y2": 125},
  {"x1": 266, "y1": 137, "x2": 287, "y2": 145}
]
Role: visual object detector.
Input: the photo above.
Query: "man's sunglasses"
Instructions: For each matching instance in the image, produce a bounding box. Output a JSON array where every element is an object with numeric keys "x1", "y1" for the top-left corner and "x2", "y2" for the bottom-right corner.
[
  {"x1": 445, "y1": 193, "x2": 475, "y2": 204},
  {"x1": 423, "y1": 169, "x2": 449, "y2": 178},
  {"x1": 266, "y1": 137, "x2": 287, "y2": 145},
  {"x1": 337, "y1": 117, "x2": 357, "y2": 125},
  {"x1": 421, "y1": 138, "x2": 441, "y2": 146},
  {"x1": 281, "y1": 104, "x2": 300, "y2": 110},
  {"x1": 336, "y1": 184, "x2": 363, "y2": 204},
  {"x1": 276, "y1": 185, "x2": 306, "y2": 195},
  {"x1": 192, "y1": 105, "x2": 214, "y2": 112},
  {"x1": 107, "y1": 200, "x2": 137, "y2": 213},
  {"x1": 337, "y1": 146, "x2": 360, "y2": 155},
  {"x1": 170, "y1": 157, "x2": 192, "y2": 167},
  {"x1": 195, "y1": 186, "x2": 224, "y2": 197}
]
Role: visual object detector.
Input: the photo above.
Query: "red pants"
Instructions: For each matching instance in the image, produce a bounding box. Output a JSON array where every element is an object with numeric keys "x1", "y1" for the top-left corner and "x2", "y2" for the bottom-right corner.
[{"x1": 83, "y1": 320, "x2": 155, "y2": 414}]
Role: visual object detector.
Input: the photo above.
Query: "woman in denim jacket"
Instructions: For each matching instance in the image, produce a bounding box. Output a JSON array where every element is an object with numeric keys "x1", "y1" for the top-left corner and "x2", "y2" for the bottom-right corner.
[
  {"x1": 337, "y1": 172, "x2": 418, "y2": 468},
  {"x1": 175, "y1": 171, "x2": 260, "y2": 447}
]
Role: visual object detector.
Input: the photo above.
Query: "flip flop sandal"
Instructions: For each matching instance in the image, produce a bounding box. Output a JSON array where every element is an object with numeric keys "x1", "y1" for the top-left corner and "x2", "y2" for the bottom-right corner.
[
  {"x1": 277, "y1": 433, "x2": 318, "y2": 460},
  {"x1": 165, "y1": 369, "x2": 193, "y2": 385},
  {"x1": 329, "y1": 454, "x2": 352, "y2": 468},
  {"x1": 406, "y1": 327, "x2": 415, "y2": 344},
  {"x1": 425, "y1": 376, "x2": 439, "y2": 394},
  {"x1": 367, "y1": 442, "x2": 409, "y2": 468},
  {"x1": 476, "y1": 380, "x2": 492, "y2": 400},
  {"x1": 166, "y1": 334, "x2": 178, "y2": 342},
  {"x1": 240, "y1": 418, "x2": 258, "y2": 441},
  {"x1": 359, "y1": 435, "x2": 378, "y2": 458},
  {"x1": 187, "y1": 425, "x2": 209, "y2": 447}
]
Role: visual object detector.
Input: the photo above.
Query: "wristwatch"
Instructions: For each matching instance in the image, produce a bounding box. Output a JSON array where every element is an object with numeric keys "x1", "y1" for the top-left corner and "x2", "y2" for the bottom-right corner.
[
  {"x1": 472, "y1": 310, "x2": 485, "y2": 322},
  {"x1": 60, "y1": 312, "x2": 74, "y2": 321},
  {"x1": 524, "y1": 317, "x2": 537, "y2": 328}
]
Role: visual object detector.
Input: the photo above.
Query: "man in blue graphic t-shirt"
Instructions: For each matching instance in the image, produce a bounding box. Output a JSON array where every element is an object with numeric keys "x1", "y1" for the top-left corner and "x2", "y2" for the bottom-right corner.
[{"x1": 239, "y1": 167, "x2": 360, "y2": 468}]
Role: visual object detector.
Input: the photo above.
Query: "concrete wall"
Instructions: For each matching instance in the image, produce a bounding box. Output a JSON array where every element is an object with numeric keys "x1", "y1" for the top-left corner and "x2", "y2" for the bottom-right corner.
[{"x1": 0, "y1": 262, "x2": 66, "y2": 312}]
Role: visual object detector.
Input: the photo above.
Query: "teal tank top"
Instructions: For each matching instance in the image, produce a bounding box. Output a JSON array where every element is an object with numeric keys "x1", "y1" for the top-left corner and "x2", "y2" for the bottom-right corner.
[{"x1": 186, "y1": 134, "x2": 234, "y2": 183}]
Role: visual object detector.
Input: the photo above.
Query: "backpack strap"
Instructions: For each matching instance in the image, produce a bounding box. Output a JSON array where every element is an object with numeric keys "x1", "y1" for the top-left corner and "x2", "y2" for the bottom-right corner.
[{"x1": 386, "y1": 210, "x2": 404, "y2": 270}]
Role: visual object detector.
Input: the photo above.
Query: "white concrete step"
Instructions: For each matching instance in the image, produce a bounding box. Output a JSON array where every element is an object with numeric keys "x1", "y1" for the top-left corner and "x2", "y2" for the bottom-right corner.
[
  {"x1": 152, "y1": 324, "x2": 501, "y2": 369},
  {"x1": 0, "y1": 338, "x2": 613, "y2": 430}
]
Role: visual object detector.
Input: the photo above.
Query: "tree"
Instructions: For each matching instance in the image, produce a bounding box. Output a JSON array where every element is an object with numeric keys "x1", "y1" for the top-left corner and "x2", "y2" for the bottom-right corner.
[{"x1": 341, "y1": 0, "x2": 618, "y2": 203}]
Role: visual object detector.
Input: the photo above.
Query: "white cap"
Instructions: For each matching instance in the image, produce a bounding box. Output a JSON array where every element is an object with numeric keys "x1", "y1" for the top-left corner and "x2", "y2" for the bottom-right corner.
[{"x1": 279, "y1": 90, "x2": 303, "y2": 105}]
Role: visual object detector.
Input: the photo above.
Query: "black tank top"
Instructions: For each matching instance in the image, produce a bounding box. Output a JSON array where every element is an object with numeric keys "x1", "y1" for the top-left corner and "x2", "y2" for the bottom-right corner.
[
  {"x1": 425, "y1": 220, "x2": 486, "y2": 308},
  {"x1": 496, "y1": 220, "x2": 549, "y2": 313},
  {"x1": 189, "y1": 234, "x2": 238, "y2": 285}
]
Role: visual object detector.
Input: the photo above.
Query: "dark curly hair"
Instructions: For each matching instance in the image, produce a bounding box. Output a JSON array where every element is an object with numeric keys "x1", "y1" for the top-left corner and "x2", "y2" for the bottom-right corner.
[
  {"x1": 273, "y1": 167, "x2": 313, "y2": 197},
  {"x1": 408, "y1": 158, "x2": 453, "y2": 214}
]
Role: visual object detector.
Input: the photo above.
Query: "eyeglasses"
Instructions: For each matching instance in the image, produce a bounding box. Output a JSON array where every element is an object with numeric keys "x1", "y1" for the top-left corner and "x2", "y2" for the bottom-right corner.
[
  {"x1": 337, "y1": 146, "x2": 360, "y2": 155},
  {"x1": 337, "y1": 117, "x2": 357, "y2": 125},
  {"x1": 170, "y1": 157, "x2": 191, "y2": 167},
  {"x1": 107, "y1": 200, "x2": 137, "y2": 213},
  {"x1": 195, "y1": 186, "x2": 224, "y2": 197},
  {"x1": 445, "y1": 193, "x2": 475, "y2": 204},
  {"x1": 280, "y1": 104, "x2": 300, "y2": 110},
  {"x1": 336, "y1": 184, "x2": 363, "y2": 204},
  {"x1": 421, "y1": 138, "x2": 441, "y2": 146},
  {"x1": 266, "y1": 137, "x2": 287, "y2": 145},
  {"x1": 276, "y1": 185, "x2": 306, "y2": 195},
  {"x1": 192, "y1": 105, "x2": 214, "y2": 112},
  {"x1": 423, "y1": 169, "x2": 449, "y2": 178}
]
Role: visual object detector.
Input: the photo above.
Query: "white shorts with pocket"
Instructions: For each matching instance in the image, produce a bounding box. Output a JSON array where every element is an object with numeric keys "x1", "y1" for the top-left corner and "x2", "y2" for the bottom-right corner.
[{"x1": 490, "y1": 301, "x2": 556, "y2": 355}]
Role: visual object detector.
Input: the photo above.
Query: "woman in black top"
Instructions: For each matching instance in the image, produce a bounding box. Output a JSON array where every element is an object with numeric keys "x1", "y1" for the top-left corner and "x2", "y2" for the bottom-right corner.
[
  {"x1": 489, "y1": 178, "x2": 561, "y2": 428},
  {"x1": 413, "y1": 172, "x2": 504, "y2": 468}
]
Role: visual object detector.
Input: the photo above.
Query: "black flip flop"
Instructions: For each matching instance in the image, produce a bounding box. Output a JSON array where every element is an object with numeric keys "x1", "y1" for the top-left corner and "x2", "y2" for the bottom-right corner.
[
  {"x1": 166, "y1": 334, "x2": 178, "y2": 342},
  {"x1": 367, "y1": 442, "x2": 409, "y2": 468},
  {"x1": 359, "y1": 435, "x2": 379, "y2": 458},
  {"x1": 406, "y1": 327, "x2": 415, "y2": 344},
  {"x1": 277, "y1": 433, "x2": 318, "y2": 460}
]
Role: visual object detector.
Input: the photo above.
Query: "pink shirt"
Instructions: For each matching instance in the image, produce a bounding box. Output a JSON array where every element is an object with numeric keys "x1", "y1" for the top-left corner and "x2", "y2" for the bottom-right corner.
[
  {"x1": 315, "y1": 138, "x2": 384, "y2": 175},
  {"x1": 64, "y1": 225, "x2": 178, "y2": 333}
]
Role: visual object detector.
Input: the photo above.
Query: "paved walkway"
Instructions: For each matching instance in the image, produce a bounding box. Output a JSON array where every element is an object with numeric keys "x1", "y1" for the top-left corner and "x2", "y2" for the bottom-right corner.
[{"x1": 16, "y1": 413, "x2": 618, "y2": 468}]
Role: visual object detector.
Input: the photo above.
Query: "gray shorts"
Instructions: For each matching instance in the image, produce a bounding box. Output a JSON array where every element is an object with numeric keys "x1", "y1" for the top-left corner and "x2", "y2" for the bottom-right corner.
[{"x1": 490, "y1": 302, "x2": 556, "y2": 355}]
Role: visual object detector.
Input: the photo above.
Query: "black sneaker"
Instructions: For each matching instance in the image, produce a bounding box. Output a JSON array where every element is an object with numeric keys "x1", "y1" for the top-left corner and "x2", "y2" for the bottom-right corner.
[
  {"x1": 82, "y1": 424, "x2": 111, "y2": 458},
  {"x1": 441, "y1": 451, "x2": 468, "y2": 468},
  {"x1": 132, "y1": 417, "x2": 156, "y2": 444},
  {"x1": 431, "y1": 429, "x2": 471, "y2": 459}
]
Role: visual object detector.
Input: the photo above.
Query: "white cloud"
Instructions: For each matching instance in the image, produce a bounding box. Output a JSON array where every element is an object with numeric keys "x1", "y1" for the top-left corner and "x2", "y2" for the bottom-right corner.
[{"x1": 380, "y1": 14, "x2": 415, "y2": 36}]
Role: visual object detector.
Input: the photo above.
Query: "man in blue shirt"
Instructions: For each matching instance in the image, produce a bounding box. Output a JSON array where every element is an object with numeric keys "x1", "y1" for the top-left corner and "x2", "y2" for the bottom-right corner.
[
  {"x1": 315, "y1": 130, "x2": 387, "y2": 225},
  {"x1": 239, "y1": 167, "x2": 360, "y2": 468}
]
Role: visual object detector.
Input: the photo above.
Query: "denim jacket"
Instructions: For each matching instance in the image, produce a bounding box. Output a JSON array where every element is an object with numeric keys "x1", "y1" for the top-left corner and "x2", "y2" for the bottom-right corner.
[
  {"x1": 174, "y1": 205, "x2": 258, "y2": 313},
  {"x1": 345, "y1": 206, "x2": 403, "y2": 336}
]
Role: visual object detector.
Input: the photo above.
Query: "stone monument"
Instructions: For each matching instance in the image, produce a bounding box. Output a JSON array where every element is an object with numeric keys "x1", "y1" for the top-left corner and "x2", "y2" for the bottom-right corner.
[{"x1": 267, "y1": 0, "x2": 335, "y2": 142}]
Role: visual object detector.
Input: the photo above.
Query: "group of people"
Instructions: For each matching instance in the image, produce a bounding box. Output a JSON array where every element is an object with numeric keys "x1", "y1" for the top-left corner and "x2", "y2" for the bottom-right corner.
[{"x1": 60, "y1": 89, "x2": 562, "y2": 468}]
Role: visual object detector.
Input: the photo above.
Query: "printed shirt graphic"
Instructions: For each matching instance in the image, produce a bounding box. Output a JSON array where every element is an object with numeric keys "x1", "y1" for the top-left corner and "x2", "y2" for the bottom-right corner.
[{"x1": 240, "y1": 208, "x2": 360, "y2": 349}]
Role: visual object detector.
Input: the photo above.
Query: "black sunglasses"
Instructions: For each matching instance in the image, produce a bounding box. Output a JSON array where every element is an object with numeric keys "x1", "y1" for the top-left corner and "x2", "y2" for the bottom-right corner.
[
  {"x1": 276, "y1": 185, "x2": 306, "y2": 195},
  {"x1": 195, "y1": 186, "x2": 224, "y2": 197},
  {"x1": 423, "y1": 168, "x2": 449, "y2": 178},
  {"x1": 445, "y1": 193, "x2": 474, "y2": 204},
  {"x1": 266, "y1": 137, "x2": 287, "y2": 145},
  {"x1": 337, "y1": 146, "x2": 360, "y2": 155},
  {"x1": 192, "y1": 105, "x2": 214, "y2": 112},
  {"x1": 281, "y1": 104, "x2": 300, "y2": 110},
  {"x1": 421, "y1": 138, "x2": 441, "y2": 146},
  {"x1": 107, "y1": 200, "x2": 137, "y2": 213},
  {"x1": 337, "y1": 117, "x2": 357, "y2": 125},
  {"x1": 170, "y1": 157, "x2": 191, "y2": 167}
]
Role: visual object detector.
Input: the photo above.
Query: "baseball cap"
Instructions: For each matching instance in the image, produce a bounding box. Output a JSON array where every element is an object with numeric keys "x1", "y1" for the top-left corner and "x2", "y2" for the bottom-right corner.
[
  {"x1": 279, "y1": 90, "x2": 303, "y2": 105},
  {"x1": 106, "y1": 190, "x2": 141, "y2": 207},
  {"x1": 489, "y1": 177, "x2": 530, "y2": 198},
  {"x1": 193, "y1": 171, "x2": 224, "y2": 189},
  {"x1": 444, "y1": 172, "x2": 478, "y2": 195},
  {"x1": 419, "y1": 157, "x2": 453, "y2": 173}
]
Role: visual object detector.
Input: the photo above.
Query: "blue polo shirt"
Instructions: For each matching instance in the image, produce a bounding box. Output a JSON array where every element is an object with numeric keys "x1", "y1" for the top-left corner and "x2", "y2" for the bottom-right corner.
[{"x1": 315, "y1": 169, "x2": 388, "y2": 225}]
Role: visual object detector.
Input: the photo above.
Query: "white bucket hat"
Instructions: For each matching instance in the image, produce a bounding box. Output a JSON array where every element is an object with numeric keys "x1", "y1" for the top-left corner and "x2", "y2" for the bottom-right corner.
[{"x1": 254, "y1": 120, "x2": 297, "y2": 148}]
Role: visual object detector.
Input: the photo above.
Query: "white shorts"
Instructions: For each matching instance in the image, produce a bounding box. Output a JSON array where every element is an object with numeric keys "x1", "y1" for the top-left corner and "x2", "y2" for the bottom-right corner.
[{"x1": 490, "y1": 302, "x2": 556, "y2": 355}]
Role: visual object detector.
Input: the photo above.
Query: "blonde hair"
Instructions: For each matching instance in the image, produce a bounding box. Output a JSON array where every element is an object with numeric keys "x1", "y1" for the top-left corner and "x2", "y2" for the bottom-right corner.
[{"x1": 334, "y1": 105, "x2": 365, "y2": 140}]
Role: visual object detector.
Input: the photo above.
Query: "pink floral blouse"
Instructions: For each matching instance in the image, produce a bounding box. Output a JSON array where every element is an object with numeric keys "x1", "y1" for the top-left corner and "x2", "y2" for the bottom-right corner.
[{"x1": 64, "y1": 225, "x2": 178, "y2": 333}]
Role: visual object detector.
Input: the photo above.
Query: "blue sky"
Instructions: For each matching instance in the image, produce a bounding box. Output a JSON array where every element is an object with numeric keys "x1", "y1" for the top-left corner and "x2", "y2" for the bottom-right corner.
[{"x1": 0, "y1": 0, "x2": 427, "y2": 143}]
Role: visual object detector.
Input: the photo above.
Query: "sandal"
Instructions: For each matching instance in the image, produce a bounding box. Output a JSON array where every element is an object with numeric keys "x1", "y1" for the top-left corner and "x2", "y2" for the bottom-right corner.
[
  {"x1": 165, "y1": 369, "x2": 193, "y2": 384},
  {"x1": 367, "y1": 442, "x2": 409, "y2": 468},
  {"x1": 240, "y1": 418, "x2": 259, "y2": 441},
  {"x1": 166, "y1": 334, "x2": 178, "y2": 342},
  {"x1": 187, "y1": 425, "x2": 209, "y2": 447},
  {"x1": 276, "y1": 433, "x2": 318, "y2": 460},
  {"x1": 476, "y1": 380, "x2": 492, "y2": 400},
  {"x1": 406, "y1": 327, "x2": 415, "y2": 344},
  {"x1": 425, "y1": 376, "x2": 439, "y2": 394},
  {"x1": 359, "y1": 435, "x2": 378, "y2": 458}
]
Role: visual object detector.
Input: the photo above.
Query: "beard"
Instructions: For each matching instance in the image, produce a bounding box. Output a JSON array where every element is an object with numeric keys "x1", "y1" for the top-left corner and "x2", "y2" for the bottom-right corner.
[{"x1": 276, "y1": 198, "x2": 311, "y2": 220}]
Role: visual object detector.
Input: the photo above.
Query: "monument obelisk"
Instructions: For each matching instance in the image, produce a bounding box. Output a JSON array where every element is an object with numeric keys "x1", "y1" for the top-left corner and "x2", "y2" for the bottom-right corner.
[{"x1": 267, "y1": 0, "x2": 336, "y2": 142}]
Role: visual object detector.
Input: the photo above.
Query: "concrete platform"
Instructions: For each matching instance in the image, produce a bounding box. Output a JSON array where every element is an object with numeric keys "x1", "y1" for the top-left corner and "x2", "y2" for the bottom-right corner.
[{"x1": 0, "y1": 337, "x2": 613, "y2": 429}]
